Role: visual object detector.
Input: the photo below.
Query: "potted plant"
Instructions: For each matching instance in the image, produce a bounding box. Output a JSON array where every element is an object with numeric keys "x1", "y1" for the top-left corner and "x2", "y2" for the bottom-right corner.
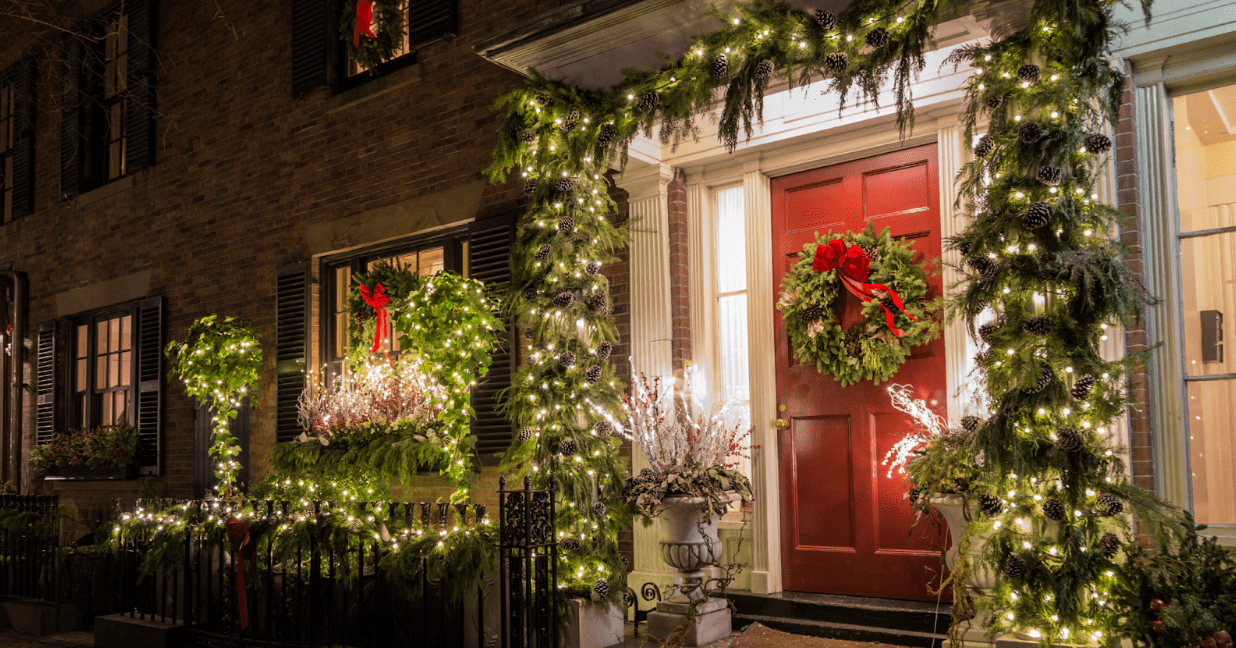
[
  {"x1": 32, "y1": 424, "x2": 139, "y2": 480},
  {"x1": 615, "y1": 369, "x2": 754, "y2": 647}
]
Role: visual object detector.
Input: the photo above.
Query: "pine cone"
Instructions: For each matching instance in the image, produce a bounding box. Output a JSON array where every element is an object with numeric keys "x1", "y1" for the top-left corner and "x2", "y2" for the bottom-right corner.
[
  {"x1": 636, "y1": 90, "x2": 659, "y2": 113},
  {"x1": 520, "y1": 129, "x2": 536, "y2": 144},
  {"x1": 968, "y1": 256, "x2": 999, "y2": 279},
  {"x1": 523, "y1": 179, "x2": 537, "y2": 197},
  {"x1": 865, "y1": 27, "x2": 890, "y2": 49},
  {"x1": 1023, "y1": 315, "x2": 1054, "y2": 336},
  {"x1": 587, "y1": 292, "x2": 609, "y2": 313},
  {"x1": 974, "y1": 134, "x2": 996, "y2": 157},
  {"x1": 595, "y1": 340, "x2": 613, "y2": 359},
  {"x1": 1018, "y1": 121, "x2": 1043, "y2": 144},
  {"x1": 711, "y1": 53, "x2": 729, "y2": 79},
  {"x1": 553, "y1": 292, "x2": 575, "y2": 308},
  {"x1": 620, "y1": 555, "x2": 632, "y2": 572},
  {"x1": 961, "y1": 415, "x2": 982, "y2": 433},
  {"x1": 555, "y1": 177, "x2": 574, "y2": 193},
  {"x1": 1037, "y1": 166, "x2": 1063, "y2": 186},
  {"x1": 1070, "y1": 374, "x2": 1096, "y2": 400},
  {"x1": 524, "y1": 327, "x2": 534, "y2": 340},
  {"x1": 953, "y1": 477, "x2": 971, "y2": 492},
  {"x1": 557, "y1": 216, "x2": 574, "y2": 234},
  {"x1": 594, "y1": 420, "x2": 614, "y2": 437},
  {"x1": 755, "y1": 59, "x2": 775, "y2": 79},
  {"x1": 1095, "y1": 493, "x2": 1123, "y2": 517},
  {"x1": 957, "y1": 241, "x2": 972, "y2": 257},
  {"x1": 593, "y1": 578, "x2": 609, "y2": 599},
  {"x1": 1005, "y1": 553, "x2": 1027, "y2": 579},
  {"x1": 1021, "y1": 201, "x2": 1053, "y2": 230},
  {"x1": 586, "y1": 365, "x2": 602, "y2": 385},
  {"x1": 823, "y1": 52, "x2": 849, "y2": 76},
  {"x1": 844, "y1": 327, "x2": 863, "y2": 356},
  {"x1": 596, "y1": 124, "x2": 617, "y2": 148},
  {"x1": 592, "y1": 502, "x2": 607, "y2": 517},
  {"x1": 518, "y1": 427, "x2": 534, "y2": 443},
  {"x1": 985, "y1": 94, "x2": 1005, "y2": 110},
  {"x1": 560, "y1": 537, "x2": 581, "y2": 551},
  {"x1": 1042, "y1": 499, "x2": 1067, "y2": 522},
  {"x1": 796, "y1": 303, "x2": 823, "y2": 324},
  {"x1": 815, "y1": 10, "x2": 838, "y2": 30},
  {"x1": 534, "y1": 94, "x2": 549, "y2": 106},
  {"x1": 585, "y1": 261, "x2": 601, "y2": 276},
  {"x1": 558, "y1": 438, "x2": 577, "y2": 455},
  {"x1": 978, "y1": 320, "x2": 1002, "y2": 344},
  {"x1": 559, "y1": 110, "x2": 579, "y2": 134},
  {"x1": 907, "y1": 487, "x2": 921, "y2": 504},
  {"x1": 1017, "y1": 64, "x2": 1040, "y2": 85},
  {"x1": 558, "y1": 351, "x2": 575, "y2": 367},
  {"x1": 1057, "y1": 426, "x2": 1083, "y2": 452},
  {"x1": 522, "y1": 288, "x2": 538, "y2": 301},
  {"x1": 1098, "y1": 532, "x2": 1120, "y2": 558},
  {"x1": 1085, "y1": 133, "x2": 1112, "y2": 154},
  {"x1": 978, "y1": 493, "x2": 1003, "y2": 516},
  {"x1": 1024, "y1": 366, "x2": 1052, "y2": 394},
  {"x1": 535, "y1": 244, "x2": 552, "y2": 261}
]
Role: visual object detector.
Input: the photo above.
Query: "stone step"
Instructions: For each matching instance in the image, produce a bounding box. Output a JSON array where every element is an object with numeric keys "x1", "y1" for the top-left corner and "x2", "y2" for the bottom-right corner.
[
  {"x1": 734, "y1": 613, "x2": 949, "y2": 648},
  {"x1": 723, "y1": 590, "x2": 952, "y2": 646}
]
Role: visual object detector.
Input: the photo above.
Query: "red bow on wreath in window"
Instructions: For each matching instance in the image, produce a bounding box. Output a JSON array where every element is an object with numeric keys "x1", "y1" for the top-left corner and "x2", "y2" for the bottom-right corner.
[
  {"x1": 813, "y1": 239, "x2": 918, "y2": 337},
  {"x1": 359, "y1": 282, "x2": 391, "y2": 358},
  {"x1": 353, "y1": 0, "x2": 376, "y2": 48}
]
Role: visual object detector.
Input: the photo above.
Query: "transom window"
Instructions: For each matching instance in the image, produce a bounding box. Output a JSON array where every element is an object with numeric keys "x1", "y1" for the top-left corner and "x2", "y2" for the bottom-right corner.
[{"x1": 71, "y1": 307, "x2": 136, "y2": 429}]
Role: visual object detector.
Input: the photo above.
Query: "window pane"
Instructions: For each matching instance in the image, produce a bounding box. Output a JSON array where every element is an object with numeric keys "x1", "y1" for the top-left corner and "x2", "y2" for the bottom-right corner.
[
  {"x1": 1180, "y1": 231, "x2": 1234, "y2": 377},
  {"x1": 419, "y1": 247, "x2": 445, "y2": 276},
  {"x1": 114, "y1": 392, "x2": 128, "y2": 425},
  {"x1": 716, "y1": 187, "x2": 746, "y2": 294},
  {"x1": 96, "y1": 354, "x2": 107, "y2": 390},
  {"x1": 77, "y1": 324, "x2": 88, "y2": 358},
  {"x1": 718, "y1": 293, "x2": 750, "y2": 405},
  {"x1": 121, "y1": 315, "x2": 131, "y2": 351},
  {"x1": 108, "y1": 317, "x2": 120, "y2": 352},
  {"x1": 335, "y1": 312, "x2": 349, "y2": 359},
  {"x1": 102, "y1": 391, "x2": 112, "y2": 425},
  {"x1": 461, "y1": 241, "x2": 470, "y2": 277},
  {"x1": 76, "y1": 359, "x2": 87, "y2": 392},
  {"x1": 334, "y1": 266, "x2": 351, "y2": 311},
  {"x1": 96, "y1": 321, "x2": 107, "y2": 353},
  {"x1": 79, "y1": 395, "x2": 87, "y2": 429},
  {"x1": 108, "y1": 353, "x2": 119, "y2": 387},
  {"x1": 1173, "y1": 85, "x2": 1236, "y2": 234},
  {"x1": 1187, "y1": 379, "x2": 1236, "y2": 525},
  {"x1": 120, "y1": 351, "x2": 131, "y2": 386}
]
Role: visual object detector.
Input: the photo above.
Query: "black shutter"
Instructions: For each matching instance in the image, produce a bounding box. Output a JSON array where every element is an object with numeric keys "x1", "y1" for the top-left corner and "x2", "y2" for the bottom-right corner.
[
  {"x1": 291, "y1": 0, "x2": 332, "y2": 97},
  {"x1": 407, "y1": 0, "x2": 456, "y2": 50},
  {"x1": 194, "y1": 399, "x2": 250, "y2": 497},
  {"x1": 275, "y1": 262, "x2": 309, "y2": 443},
  {"x1": 135, "y1": 295, "x2": 163, "y2": 474},
  {"x1": 59, "y1": 34, "x2": 83, "y2": 201},
  {"x1": 468, "y1": 214, "x2": 515, "y2": 464},
  {"x1": 35, "y1": 322, "x2": 58, "y2": 446},
  {"x1": 8, "y1": 57, "x2": 36, "y2": 220},
  {"x1": 125, "y1": 0, "x2": 156, "y2": 171}
]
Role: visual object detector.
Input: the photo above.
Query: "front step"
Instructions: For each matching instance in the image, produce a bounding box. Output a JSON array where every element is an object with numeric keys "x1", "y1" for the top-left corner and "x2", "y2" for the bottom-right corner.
[{"x1": 722, "y1": 590, "x2": 952, "y2": 648}]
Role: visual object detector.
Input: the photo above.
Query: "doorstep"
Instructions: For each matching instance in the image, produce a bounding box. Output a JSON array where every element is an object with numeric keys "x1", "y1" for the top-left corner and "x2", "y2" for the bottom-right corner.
[{"x1": 720, "y1": 590, "x2": 952, "y2": 648}]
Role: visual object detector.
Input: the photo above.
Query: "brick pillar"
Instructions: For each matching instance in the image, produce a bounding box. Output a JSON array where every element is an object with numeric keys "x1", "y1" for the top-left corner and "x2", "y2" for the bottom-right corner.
[{"x1": 667, "y1": 168, "x2": 691, "y2": 372}]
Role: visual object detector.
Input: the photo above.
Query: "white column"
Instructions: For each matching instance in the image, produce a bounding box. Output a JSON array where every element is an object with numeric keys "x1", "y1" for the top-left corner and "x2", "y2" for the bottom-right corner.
[
  {"x1": 937, "y1": 118, "x2": 971, "y2": 425},
  {"x1": 1135, "y1": 82, "x2": 1189, "y2": 507},
  {"x1": 743, "y1": 162, "x2": 782, "y2": 595},
  {"x1": 620, "y1": 163, "x2": 679, "y2": 596}
]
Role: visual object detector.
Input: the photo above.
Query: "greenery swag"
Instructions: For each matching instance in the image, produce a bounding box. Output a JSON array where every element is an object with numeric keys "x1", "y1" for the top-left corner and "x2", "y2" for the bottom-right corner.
[
  {"x1": 30, "y1": 425, "x2": 138, "y2": 471},
  {"x1": 166, "y1": 315, "x2": 262, "y2": 495},
  {"x1": 339, "y1": 0, "x2": 406, "y2": 73},
  {"x1": 777, "y1": 224, "x2": 942, "y2": 386}
]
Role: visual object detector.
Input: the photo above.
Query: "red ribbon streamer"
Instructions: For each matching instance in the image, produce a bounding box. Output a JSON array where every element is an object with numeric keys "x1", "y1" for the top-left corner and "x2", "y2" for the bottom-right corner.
[
  {"x1": 812, "y1": 239, "x2": 918, "y2": 337},
  {"x1": 359, "y1": 283, "x2": 390, "y2": 356},
  {"x1": 224, "y1": 518, "x2": 250, "y2": 629},
  {"x1": 353, "y1": 0, "x2": 376, "y2": 48}
]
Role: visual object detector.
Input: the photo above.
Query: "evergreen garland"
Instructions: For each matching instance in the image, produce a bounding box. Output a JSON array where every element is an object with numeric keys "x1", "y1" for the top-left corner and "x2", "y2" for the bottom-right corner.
[{"x1": 338, "y1": 0, "x2": 406, "y2": 74}]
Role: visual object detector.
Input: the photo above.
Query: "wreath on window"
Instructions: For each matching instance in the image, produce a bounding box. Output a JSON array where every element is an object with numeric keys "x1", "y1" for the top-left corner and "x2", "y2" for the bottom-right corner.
[
  {"x1": 339, "y1": 0, "x2": 406, "y2": 74},
  {"x1": 777, "y1": 224, "x2": 943, "y2": 387}
]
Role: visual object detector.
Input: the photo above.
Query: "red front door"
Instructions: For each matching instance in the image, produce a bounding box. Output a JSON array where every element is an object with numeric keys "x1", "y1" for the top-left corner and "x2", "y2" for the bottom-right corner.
[{"x1": 772, "y1": 144, "x2": 948, "y2": 600}]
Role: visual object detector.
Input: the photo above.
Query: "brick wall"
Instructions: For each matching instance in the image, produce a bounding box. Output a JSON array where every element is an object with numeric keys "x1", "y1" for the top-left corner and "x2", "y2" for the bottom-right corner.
[
  {"x1": 600, "y1": 176, "x2": 634, "y2": 569},
  {"x1": 1113, "y1": 60, "x2": 1155, "y2": 495},
  {"x1": 0, "y1": 0, "x2": 566, "y2": 539},
  {"x1": 667, "y1": 168, "x2": 691, "y2": 370}
]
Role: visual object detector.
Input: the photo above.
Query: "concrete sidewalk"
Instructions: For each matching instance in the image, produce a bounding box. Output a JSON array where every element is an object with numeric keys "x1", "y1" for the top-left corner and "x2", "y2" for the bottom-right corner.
[{"x1": 0, "y1": 630, "x2": 94, "y2": 647}]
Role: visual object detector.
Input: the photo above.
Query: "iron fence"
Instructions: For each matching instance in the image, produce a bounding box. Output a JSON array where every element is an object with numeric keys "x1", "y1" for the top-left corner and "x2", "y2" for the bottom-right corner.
[
  {"x1": 0, "y1": 494, "x2": 62, "y2": 601},
  {"x1": 498, "y1": 474, "x2": 558, "y2": 648}
]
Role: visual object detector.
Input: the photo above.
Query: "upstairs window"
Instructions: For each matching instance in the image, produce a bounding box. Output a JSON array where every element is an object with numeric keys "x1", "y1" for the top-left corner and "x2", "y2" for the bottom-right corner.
[{"x1": 1, "y1": 57, "x2": 36, "y2": 223}]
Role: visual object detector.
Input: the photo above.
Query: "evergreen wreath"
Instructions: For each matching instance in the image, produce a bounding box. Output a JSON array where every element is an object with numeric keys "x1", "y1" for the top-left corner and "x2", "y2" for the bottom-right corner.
[
  {"x1": 777, "y1": 224, "x2": 942, "y2": 386},
  {"x1": 339, "y1": 0, "x2": 406, "y2": 74}
]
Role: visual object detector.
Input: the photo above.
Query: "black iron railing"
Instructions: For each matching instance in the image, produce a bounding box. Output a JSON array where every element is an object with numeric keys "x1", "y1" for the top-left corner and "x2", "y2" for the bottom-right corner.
[
  {"x1": 498, "y1": 474, "x2": 558, "y2": 648},
  {"x1": 0, "y1": 494, "x2": 62, "y2": 601}
]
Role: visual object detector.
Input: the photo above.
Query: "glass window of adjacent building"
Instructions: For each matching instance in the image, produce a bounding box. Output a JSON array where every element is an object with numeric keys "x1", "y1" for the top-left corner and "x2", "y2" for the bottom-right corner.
[
  {"x1": 1173, "y1": 82, "x2": 1236, "y2": 525},
  {"x1": 714, "y1": 186, "x2": 752, "y2": 477}
]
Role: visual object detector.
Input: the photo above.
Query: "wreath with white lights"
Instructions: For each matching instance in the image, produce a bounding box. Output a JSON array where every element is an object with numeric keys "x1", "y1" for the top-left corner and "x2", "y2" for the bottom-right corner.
[
  {"x1": 777, "y1": 224, "x2": 942, "y2": 387},
  {"x1": 339, "y1": 0, "x2": 406, "y2": 73}
]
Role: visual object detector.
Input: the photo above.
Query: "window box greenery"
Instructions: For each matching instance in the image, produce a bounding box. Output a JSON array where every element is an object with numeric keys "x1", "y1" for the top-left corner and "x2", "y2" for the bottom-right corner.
[{"x1": 31, "y1": 425, "x2": 138, "y2": 481}]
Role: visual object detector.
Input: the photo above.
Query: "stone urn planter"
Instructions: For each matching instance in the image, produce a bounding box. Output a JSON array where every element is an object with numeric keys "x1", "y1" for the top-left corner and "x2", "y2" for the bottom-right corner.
[{"x1": 646, "y1": 494, "x2": 736, "y2": 647}]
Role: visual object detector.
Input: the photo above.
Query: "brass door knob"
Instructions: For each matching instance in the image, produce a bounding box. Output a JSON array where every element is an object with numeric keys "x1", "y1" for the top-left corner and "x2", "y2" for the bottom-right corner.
[{"x1": 774, "y1": 417, "x2": 789, "y2": 430}]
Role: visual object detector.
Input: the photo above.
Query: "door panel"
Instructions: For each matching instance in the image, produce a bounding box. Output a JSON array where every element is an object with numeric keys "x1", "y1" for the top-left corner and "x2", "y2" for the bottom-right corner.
[{"x1": 773, "y1": 144, "x2": 948, "y2": 601}]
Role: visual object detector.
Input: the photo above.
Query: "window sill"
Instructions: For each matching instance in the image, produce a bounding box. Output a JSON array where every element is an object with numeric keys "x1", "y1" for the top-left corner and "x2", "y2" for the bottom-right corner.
[
  {"x1": 39, "y1": 464, "x2": 138, "y2": 481},
  {"x1": 72, "y1": 173, "x2": 136, "y2": 208},
  {"x1": 327, "y1": 63, "x2": 422, "y2": 113}
]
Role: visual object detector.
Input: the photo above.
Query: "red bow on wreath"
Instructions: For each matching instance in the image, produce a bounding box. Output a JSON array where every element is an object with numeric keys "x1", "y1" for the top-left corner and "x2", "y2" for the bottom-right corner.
[
  {"x1": 224, "y1": 517, "x2": 251, "y2": 629},
  {"x1": 359, "y1": 283, "x2": 391, "y2": 358},
  {"x1": 813, "y1": 239, "x2": 918, "y2": 337},
  {"x1": 353, "y1": 0, "x2": 376, "y2": 49}
]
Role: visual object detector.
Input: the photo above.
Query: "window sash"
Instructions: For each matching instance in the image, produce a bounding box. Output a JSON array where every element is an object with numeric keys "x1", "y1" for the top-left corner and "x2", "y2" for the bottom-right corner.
[{"x1": 71, "y1": 306, "x2": 137, "y2": 430}]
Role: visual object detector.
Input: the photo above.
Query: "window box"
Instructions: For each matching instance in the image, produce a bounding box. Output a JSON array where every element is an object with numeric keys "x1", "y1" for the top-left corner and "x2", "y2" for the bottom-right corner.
[{"x1": 40, "y1": 463, "x2": 137, "y2": 481}]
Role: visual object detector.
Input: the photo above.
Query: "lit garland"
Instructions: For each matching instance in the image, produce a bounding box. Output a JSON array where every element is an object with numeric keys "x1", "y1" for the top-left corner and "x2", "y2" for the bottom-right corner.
[{"x1": 165, "y1": 315, "x2": 262, "y2": 495}]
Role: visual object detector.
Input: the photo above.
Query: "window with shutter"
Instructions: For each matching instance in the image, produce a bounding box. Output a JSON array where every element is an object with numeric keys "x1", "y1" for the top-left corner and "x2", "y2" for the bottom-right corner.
[
  {"x1": 276, "y1": 263, "x2": 310, "y2": 444},
  {"x1": 135, "y1": 296, "x2": 163, "y2": 474},
  {"x1": 1, "y1": 57, "x2": 36, "y2": 224},
  {"x1": 35, "y1": 322, "x2": 58, "y2": 447},
  {"x1": 60, "y1": 0, "x2": 157, "y2": 198},
  {"x1": 468, "y1": 214, "x2": 516, "y2": 465},
  {"x1": 291, "y1": 0, "x2": 335, "y2": 97}
]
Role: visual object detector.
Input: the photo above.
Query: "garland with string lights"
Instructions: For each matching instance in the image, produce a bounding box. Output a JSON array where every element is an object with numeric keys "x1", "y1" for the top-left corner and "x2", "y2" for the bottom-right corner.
[
  {"x1": 777, "y1": 224, "x2": 942, "y2": 386},
  {"x1": 166, "y1": 315, "x2": 262, "y2": 496}
]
